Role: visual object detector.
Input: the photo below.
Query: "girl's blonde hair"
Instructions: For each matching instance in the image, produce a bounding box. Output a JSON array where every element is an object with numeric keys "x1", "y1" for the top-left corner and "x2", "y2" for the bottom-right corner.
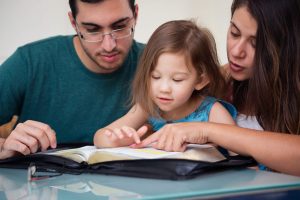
[{"x1": 132, "y1": 20, "x2": 226, "y2": 116}]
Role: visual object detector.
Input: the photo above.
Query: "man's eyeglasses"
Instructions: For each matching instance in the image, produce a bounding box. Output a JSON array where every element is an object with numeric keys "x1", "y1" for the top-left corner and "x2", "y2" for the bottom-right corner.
[
  {"x1": 28, "y1": 163, "x2": 62, "y2": 181},
  {"x1": 76, "y1": 19, "x2": 134, "y2": 43}
]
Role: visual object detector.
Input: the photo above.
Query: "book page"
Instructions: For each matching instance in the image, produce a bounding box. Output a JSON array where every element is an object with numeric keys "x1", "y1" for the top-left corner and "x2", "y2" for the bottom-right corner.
[
  {"x1": 47, "y1": 146, "x2": 97, "y2": 163},
  {"x1": 174, "y1": 144, "x2": 226, "y2": 162},
  {"x1": 87, "y1": 147, "x2": 181, "y2": 164},
  {"x1": 96, "y1": 144, "x2": 225, "y2": 162},
  {"x1": 48, "y1": 144, "x2": 226, "y2": 164},
  {"x1": 99, "y1": 147, "x2": 180, "y2": 159}
]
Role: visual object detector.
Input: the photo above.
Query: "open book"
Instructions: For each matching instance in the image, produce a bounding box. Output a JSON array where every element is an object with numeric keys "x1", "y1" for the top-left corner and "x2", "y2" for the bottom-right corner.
[
  {"x1": 46, "y1": 144, "x2": 226, "y2": 165},
  {"x1": 0, "y1": 144, "x2": 255, "y2": 180}
]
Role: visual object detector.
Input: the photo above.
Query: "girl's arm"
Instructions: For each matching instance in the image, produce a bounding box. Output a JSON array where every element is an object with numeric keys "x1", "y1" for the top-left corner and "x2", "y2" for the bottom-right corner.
[
  {"x1": 93, "y1": 104, "x2": 149, "y2": 148},
  {"x1": 208, "y1": 102, "x2": 236, "y2": 125}
]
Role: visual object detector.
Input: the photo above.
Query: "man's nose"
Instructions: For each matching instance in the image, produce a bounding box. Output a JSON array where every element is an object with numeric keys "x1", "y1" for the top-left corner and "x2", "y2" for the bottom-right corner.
[{"x1": 101, "y1": 33, "x2": 117, "y2": 52}]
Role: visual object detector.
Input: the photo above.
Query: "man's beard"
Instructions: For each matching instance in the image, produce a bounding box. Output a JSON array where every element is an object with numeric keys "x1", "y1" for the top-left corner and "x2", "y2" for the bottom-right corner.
[{"x1": 82, "y1": 45, "x2": 123, "y2": 73}]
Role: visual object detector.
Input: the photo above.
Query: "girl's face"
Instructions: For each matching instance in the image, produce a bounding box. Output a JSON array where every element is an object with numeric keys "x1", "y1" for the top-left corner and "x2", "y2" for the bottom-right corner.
[
  {"x1": 227, "y1": 6, "x2": 257, "y2": 81},
  {"x1": 150, "y1": 52, "x2": 202, "y2": 119}
]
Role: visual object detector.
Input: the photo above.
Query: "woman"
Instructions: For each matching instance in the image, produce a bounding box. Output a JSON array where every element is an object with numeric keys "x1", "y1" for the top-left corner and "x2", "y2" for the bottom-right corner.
[{"x1": 139, "y1": 0, "x2": 300, "y2": 176}]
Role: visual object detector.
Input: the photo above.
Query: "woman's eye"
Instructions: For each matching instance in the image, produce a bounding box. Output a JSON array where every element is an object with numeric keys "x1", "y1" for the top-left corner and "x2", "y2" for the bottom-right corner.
[
  {"x1": 230, "y1": 31, "x2": 240, "y2": 38},
  {"x1": 250, "y1": 38, "x2": 256, "y2": 48}
]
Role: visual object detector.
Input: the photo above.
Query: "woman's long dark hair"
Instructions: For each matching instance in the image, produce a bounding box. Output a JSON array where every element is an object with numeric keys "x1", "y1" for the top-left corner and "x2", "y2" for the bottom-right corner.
[{"x1": 231, "y1": 0, "x2": 300, "y2": 134}]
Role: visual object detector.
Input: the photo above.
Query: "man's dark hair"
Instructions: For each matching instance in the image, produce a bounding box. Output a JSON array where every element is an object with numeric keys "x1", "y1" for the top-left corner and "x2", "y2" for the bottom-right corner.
[{"x1": 69, "y1": 0, "x2": 136, "y2": 19}]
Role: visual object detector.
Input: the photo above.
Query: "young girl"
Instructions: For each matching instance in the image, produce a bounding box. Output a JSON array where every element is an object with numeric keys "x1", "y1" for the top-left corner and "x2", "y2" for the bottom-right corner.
[{"x1": 94, "y1": 20, "x2": 237, "y2": 150}]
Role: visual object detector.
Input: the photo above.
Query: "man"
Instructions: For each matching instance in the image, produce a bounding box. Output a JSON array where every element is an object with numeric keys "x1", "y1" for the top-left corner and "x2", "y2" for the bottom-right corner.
[{"x1": 0, "y1": 0, "x2": 144, "y2": 158}]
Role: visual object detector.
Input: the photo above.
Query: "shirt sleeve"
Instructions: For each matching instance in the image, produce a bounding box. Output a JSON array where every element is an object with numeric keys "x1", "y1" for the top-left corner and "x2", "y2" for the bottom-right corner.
[
  {"x1": 218, "y1": 100, "x2": 238, "y2": 120},
  {"x1": 0, "y1": 48, "x2": 28, "y2": 124}
]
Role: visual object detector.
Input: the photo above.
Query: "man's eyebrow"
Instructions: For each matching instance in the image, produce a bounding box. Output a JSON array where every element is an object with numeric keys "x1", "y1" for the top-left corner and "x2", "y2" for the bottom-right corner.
[
  {"x1": 112, "y1": 17, "x2": 132, "y2": 25},
  {"x1": 81, "y1": 22, "x2": 100, "y2": 27},
  {"x1": 81, "y1": 17, "x2": 132, "y2": 28}
]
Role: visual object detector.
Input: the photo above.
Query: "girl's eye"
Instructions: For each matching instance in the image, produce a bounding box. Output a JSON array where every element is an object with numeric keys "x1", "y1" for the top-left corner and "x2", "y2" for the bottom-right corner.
[
  {"x1": 151, "y1": 75, "x2": 160, "y2": 79},
  {"x1": 173, "y1": 79, "x2": 183, "y2": 82}
]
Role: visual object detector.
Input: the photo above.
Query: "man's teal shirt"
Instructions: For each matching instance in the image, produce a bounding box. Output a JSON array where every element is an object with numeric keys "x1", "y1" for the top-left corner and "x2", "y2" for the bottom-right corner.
[{"x1": 0, "y1": 35, "x2": 144, "y2": 143}]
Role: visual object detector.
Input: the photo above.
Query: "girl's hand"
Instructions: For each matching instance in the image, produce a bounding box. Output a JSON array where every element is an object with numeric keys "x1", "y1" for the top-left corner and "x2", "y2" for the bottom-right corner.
[{"x1": 103, "y1": 125, "x2": 148, "y2": 145}]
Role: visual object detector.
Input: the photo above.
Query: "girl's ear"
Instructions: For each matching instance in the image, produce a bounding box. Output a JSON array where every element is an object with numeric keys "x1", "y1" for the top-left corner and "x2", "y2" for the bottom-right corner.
[{"x1": 195, "y1": 74, "x2": 210, "y2": 91}]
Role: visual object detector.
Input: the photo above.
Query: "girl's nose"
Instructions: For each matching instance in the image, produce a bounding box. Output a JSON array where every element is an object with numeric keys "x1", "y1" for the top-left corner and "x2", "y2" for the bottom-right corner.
[{"x1": 159, "y1": 80, "x2": 172, "y2": 93}]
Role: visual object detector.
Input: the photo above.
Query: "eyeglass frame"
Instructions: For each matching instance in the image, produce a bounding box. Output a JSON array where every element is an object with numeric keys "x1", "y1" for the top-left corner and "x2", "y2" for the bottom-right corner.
[
  {"x1": 28, "y1": 163, "x2": 62, "y2": 181},
  {"x1": 75, "y1": 17, "x2": 135, "y2": 43}
]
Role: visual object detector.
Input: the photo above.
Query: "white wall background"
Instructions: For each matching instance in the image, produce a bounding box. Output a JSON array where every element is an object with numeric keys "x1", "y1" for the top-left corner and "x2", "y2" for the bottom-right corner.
[{"x1": 0, "y1": 0, "x2": 232, "y2": 65}]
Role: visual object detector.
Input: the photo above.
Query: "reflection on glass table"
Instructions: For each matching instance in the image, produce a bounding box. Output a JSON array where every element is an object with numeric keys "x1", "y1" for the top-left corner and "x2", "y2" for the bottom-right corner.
[{"x1": 0, "y1": 168, "x2": 300, "y2": 200}]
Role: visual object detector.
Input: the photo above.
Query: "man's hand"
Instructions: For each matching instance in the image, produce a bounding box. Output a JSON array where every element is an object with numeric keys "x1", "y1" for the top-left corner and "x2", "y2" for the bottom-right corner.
[{"x1": 1, "y1": 120, "x2": 57, "y2": 158}]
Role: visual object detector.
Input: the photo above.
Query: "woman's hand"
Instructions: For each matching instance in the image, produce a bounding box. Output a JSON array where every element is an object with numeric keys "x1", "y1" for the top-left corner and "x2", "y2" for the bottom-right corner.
[{"x1": 136, "y1": 122, "x2": 209, "y2": 152}]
